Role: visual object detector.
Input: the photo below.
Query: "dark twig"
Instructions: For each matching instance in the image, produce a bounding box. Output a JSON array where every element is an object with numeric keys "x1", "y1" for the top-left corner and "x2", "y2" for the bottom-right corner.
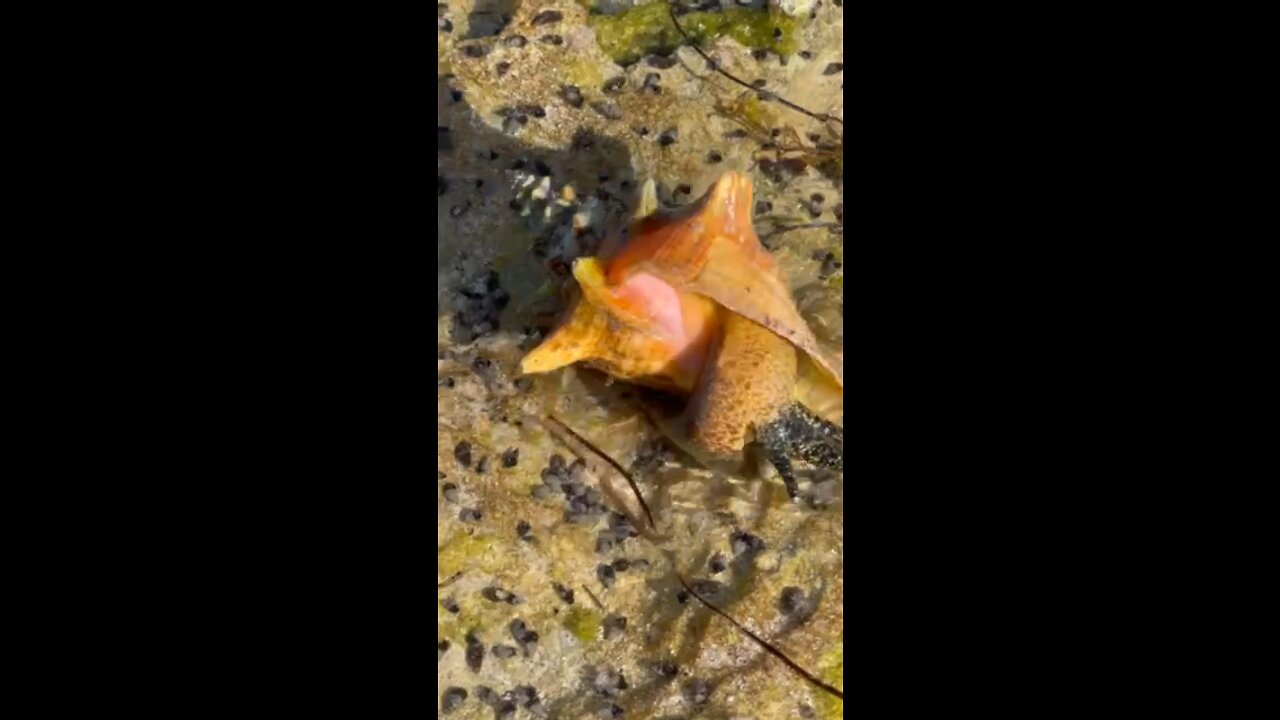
[
  {"x1": 545, "y1": 415, "x2": 657, "y2": 531},
  {"x1": 669, "y1": 7, "x2": 843, "y2": 127},
  {"x1": 673, "y1": 565, "x2": 844, "y2": 701},
  {"x1": 581, "y1": 584, "x2": 608, "y2": 612}
]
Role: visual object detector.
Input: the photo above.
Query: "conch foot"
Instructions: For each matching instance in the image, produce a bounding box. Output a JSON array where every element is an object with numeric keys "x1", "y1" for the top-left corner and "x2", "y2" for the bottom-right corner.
[{"x1": 756, "y1": 404, "x2": 844, "y2": 500}]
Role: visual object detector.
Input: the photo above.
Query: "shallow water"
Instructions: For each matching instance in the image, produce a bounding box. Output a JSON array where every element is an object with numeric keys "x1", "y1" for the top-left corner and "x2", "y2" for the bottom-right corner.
[{"x1": 438, "y1": 2, "x2": 843, "y2": 717}]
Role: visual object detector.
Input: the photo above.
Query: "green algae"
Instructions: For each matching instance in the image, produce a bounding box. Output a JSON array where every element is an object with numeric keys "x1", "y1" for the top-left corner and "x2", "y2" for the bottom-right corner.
[
  {"x1": 589, "y1": 4, "x2": 800, "y2": 65},
  {"x1": 563, "y1": 605, "x2": 602, "y2": 643},
  {"x1": 816, "y1": 641, "x2": 844, "y2": 719},
  {"x1": 438, "y1": 534, "x2": 498, "y2": 578}
]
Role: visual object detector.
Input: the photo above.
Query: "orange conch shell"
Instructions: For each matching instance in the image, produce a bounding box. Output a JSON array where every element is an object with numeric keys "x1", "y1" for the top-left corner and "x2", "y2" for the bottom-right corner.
[
  {"x1": 603, "y1": 172, "x2": 844, "y2": 391},
  {"x1": 521, "y1": 171, "x2": 843, "y2": 422},
  {"x1": 520, "y1": 256, "x2": 716, "y2": 394}
]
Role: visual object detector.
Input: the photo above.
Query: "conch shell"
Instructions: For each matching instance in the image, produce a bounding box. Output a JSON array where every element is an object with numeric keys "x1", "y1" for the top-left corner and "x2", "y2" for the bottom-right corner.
[{"x1": 522, "y1": 172, "x2": 843, "y2": 429}]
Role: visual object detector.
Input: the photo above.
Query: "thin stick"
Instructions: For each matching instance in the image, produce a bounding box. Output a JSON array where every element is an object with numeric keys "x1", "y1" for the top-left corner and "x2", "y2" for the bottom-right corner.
[
  {"x1": 581, "y1": 584, "x2": 608, "y2": 612},
  {"x1": 674, "y1": 569, "x2": 844, "y2": 701},
  {"x1": 545, "y1": 415, "x2": 657, "y2": 531},
  {"x1": 669, "y1": 7, "x2": 843, "y2": 127}
]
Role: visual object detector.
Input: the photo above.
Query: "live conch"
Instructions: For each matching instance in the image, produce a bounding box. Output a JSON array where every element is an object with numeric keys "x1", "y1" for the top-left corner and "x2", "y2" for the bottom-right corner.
[{"x1": 521, "y1": 171, "x2": 843, "y2": 498}]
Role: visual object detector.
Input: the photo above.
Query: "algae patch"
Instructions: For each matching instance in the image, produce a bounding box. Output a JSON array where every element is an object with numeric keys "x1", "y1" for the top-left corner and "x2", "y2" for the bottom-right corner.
[
  {"x1": 438, "y1": 534, "x2": 499, "y2": 578},
  {"x1": 563, "y1": 605, "x2": 602, "y2": 643},
  {"x1": 589, "y1": 4, "x2": 800, "y2": 65},
  {"x1": 816, "y1": 641, "x2": 844, "y2": 719}
]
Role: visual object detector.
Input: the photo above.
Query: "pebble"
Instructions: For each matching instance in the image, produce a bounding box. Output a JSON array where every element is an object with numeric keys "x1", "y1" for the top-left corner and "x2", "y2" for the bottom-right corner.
[
  {"x1": 731, "y1": 530, "x2": 766, "y2": 556},
  {"x1": 561, "y1": 85, "x2": 584, "y2": 108},
  {"x1": 725, "y1": 128, "x2": 749, "y2": 139},
  {"x1": 452, "y1": 267, "x2": 508, "y2": 343},
  {"x1": 609, "y1": 513, "x2": 637, "y2": 538},
  {"x1": 824, "y1": 62, "x2": 845, "y2": 75},
  {"x1": 602, "y1": 77, "x2": 626, "y2": 94},
  {"x1": 708, "y1": 553, "x2": 727, "y2": 574},
  {"x1": 492, "y1": 644, "x2": 518, "y2": 659},
  {"x1": 454, "y1": 441, "x2": 472, "y2": 468},
  {"x1": 441, "y1": 687, "x2": 467, "y2": 714},
  {"x1": 481, "y1": 586, "x2": 521, "y2": 604},
  {"x1": 503, "y1": 35, "x2": 527, "y2": 48},
  {"x1": 591, "y1": 667, "x2": 628, "y2": 696},
  {"x1": 755, "y1": 200, "x2": 773, "y2": 216},
  {"x1": 834, "y1": 203, "x2": 844, "y2": 222},
  {"x1": 779, "y1": 586, "x2": 806, "y2": 615},
  {"x1": 657, "y1": 660, "x2": 679, "y2": 678},
  {"x1": 706, "y1": 150, "x2": 723, "y2": 164},
  {"x1": 553, "y1": 582, "x2": 575, "y2": 604},
  {"x1": 658, "y1": 128, "x2": 679, "y2": 147},
  {"x1": 516, "y1": 520, "x2": 533, "y2": 541},
  {"x1": 603, "y1": 614, "x2": 628, "y2": 639},
  {"x1": 501, "y1": 448, "x2": 520, "y2": 468},
  {"x1": 475, "y1": 456, "x2": 490, "y2": 474},
  {"x1": 512, "y1": 686, "x2": 540, "y2": 708},
  {"x1": 518, "y1": 104, "x2": 547, "y2": 119},
  {"x1": 800, "y1": 50, "x2": 814, "y2": 60},
  {"x1": 540, "y1": 34, "x2": 564, "y2": 46},
  {"x1": 591, "y1": 101, "x2": 623, "y2": 120},
  {"x1": 818, "y1": 252, "x2": 842, "y2": 279},
  {"x1": 442, "y1": 483, "x2": 459, "y2": 503},
  {"x1": 462, "y1": 44, "x2": 489, "y2": 59},
  {"x1": 532, "y1": 10, "x2": 563, "y2": 25},
  {"x1": 509, "y1": 618, "x2": 540, "y2": 647},
  {"x1": 597, "y1": 563, "x2": 617, "y2": 587},
  {"x1": 476, "y1": 686, "x2": 498, "y2": 705},
  {"x1": 496, "y1": 61, "x2": 511, "y2": 76},
  {"x1": 642, "y1": 72, "x2": 662, "y2": 94},
  {"x1": 441, "y1": 596, "x2": 460, "y2": 614},
  {"x1": 465, "y1": 632, "x2": 484, "y2": 672},
  {"x1": 459, "y1": 507, "x2": 483, "y2": 523},
  {"x1": 759, "y1": 157, "x2": 809, "y2": 183},
  {"x1": 438, "y1": 639, "x2": 450, "y2": 662},
  {"x1": 683, "y1": 678, "x2": 714, "y2": 706},
  {"x1": 646, "y1": 54, "x2": 678, "y2": 69},
  {"x1": 612, "y1": 558, "x2": 632, "y2": 572},
  {"x1": 438, "y1": 18, "x2": 453, "y2": 33}
]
